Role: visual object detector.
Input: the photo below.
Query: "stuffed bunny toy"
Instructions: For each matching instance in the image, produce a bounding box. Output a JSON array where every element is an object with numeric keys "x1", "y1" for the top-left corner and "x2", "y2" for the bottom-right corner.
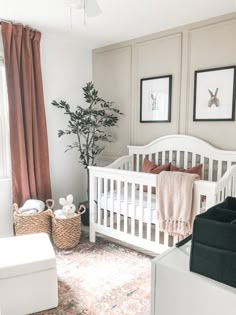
[{"x1": 54, "y1": 194, "x2": 76, "y2": 219}]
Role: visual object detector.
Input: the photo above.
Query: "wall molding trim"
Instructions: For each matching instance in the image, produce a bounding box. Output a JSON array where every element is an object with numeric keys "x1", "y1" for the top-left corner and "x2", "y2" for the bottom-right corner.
[{"x1": 93, "y1": 12, "x2": 236, "y2": 154}]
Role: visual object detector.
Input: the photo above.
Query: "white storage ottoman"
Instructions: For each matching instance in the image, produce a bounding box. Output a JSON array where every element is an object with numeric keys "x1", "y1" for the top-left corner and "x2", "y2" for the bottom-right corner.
[
  {"x1": 0, "y1": 233, "x2": 58, "y2": 315},
  {"x1": 151, "y1": 242, "x2": 236, "y2": 315}
]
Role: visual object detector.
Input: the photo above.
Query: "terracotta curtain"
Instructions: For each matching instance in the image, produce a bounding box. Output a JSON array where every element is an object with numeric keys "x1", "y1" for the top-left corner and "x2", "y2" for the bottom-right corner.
[{"x1": 1, "y1": 22, "x2": 51, "y2": 205}]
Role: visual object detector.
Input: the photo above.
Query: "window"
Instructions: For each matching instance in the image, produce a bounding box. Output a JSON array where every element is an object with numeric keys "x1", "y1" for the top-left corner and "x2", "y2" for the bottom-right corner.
[{"x1": 0, "y1": 57, "x2": 10, "y2": 179}]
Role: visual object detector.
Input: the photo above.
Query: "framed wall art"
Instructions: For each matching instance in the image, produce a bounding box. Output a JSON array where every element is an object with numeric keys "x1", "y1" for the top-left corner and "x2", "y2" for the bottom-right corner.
[
  {"x1": 140, "y1": 75, "x2": 172, "y2": 123},
  {"x1": 193, "y1": 66, "x2": 236, "y2": 121}
]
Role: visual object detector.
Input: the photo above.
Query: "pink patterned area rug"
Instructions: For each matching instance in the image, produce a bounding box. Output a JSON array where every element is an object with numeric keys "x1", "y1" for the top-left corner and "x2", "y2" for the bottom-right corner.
[{"x1": 35, "y1": 235, "x2": 152, "y2": 315}]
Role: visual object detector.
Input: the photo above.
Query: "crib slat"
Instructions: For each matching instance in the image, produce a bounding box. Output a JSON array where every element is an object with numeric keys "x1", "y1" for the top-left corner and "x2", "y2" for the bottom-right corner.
[
  {"x1": 224, "y1": 186, "x2": 228, "y2": 199},
  {"x1": 174, "y1": 235, "x2": 179, "y2": 244},
  {"x1": 176, "y1": 151, "x2": 180, "y2": 166},
  {"x1": 218, "y1": 191, "x2": 222, "y2": 202},
  {"x1": 133, "y1": 155, "x2": 136, "y2": 172},
  {"x1": 200, "y1": 156, "x2": 204, "y2": 179},
  {"x1": 164, "y1": 232, "x2": 169, "y2": 247},
  {"x1": 139, "y1": 185, "x2": 144, "y2": 239},
  {"x1": 231, "y1": 177, "x2": 234, "y2": 196},
  {"x1": 147, "y1": 185, "x2": 152, "y2": 242},
  {"x1": 184, "y1": 152, "x2": 188, "y2": 169},
  {"x1": 97, "y1": 177, "x2": 102, "y2": 225},
  {"x1": 169, "y1": 151, "x2": 173, "y2": 164},
  {"x1": 227, "y1": 161, "x2": 232, "y2": 170},
  {"x1": 117, "y1": 180, "x2": 121, "y2": 231},
  {"x1": 128, "y1": 160, "x2": 132, "y2": 171},
  {"x1": 141, "y1": 155, "x2": 144, "y2": 170},
  {"x1": 104, "y1": 179, "x2": 108, "y2": 227},
  {"x1": 221, "y1": 190, "x2": 224, "y2": 202},
  {"x1": 234, "y1": 176, "x2": 236, "y2": 197},
  {"x1": 228, "y1": 179, "x2": 232, "y2": 197},
  {"x1": 155, "y1": 153, "x2": 159, "y2": 165},
  {"x1": 162, "y1": 151, "x2": 165, "y2": 164},
  {"x1": 216, "y1": 191, "x2": 221, "y2": 203},
  {"x1": 217, "y1": 161, "x2": 222, "y2": 180},
  {"x1": 195, "y1": 153, "x2": 198, "y2": 165},
  {"x1": 131, "y1": 183, "x2": 136, "y2": 236},
  {"x1": 127, "y1": 162, "x2": 130, "y2": 170},
  {"x1": 233, "y1": 176, "x2": 236, "y2": 197},
  {"x1": 208, "y1": 159, "x2": 213, "y2": 181},
  {"x1": 192, "y1": 153, "x2": 196, "y2": 167},
  {"x1": 124, "y1": 181, "x2": 128, "y2": 233},
  {"x1": 110, "y1": 179, "x2": 114, "y2": 229},
  {"x1": 220, "y1": 190, "x2": 223, "y2": 202},
  {"x1": 136, "y1": 155, "x2": 140, "y2": 172},
  {"x1": 155, "y1": 223, "x2": 159, "y2": 244}
]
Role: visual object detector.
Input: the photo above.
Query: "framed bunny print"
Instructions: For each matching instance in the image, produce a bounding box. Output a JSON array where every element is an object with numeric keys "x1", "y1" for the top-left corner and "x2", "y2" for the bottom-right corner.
[
  {"x1": 193, "y1": 66, "x2": 236, "y2": 121},
  {"x1": 140, "y1": 75, "x2": 172, "y2": 123}
]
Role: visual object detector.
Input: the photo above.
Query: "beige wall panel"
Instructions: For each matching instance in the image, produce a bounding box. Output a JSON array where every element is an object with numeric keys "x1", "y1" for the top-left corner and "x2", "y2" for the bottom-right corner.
[
  {"x1": 93, "y1": 13, "x2": 236, "y2": 156},
  {"x1": 132, "y1": 34, "x2": 182, "y2": 145},
  {"x1": 93, "y1": 46, "x2": 132, "y2": 157},
  {"x1": 187, "y1": 19, "x2": 236, "y2": 150}
]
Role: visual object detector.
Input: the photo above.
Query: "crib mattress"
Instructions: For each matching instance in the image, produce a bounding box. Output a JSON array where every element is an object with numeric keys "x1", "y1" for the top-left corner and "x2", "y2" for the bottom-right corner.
[{"x1": 100, "y1": 189, "x2": 158, "y2": 223}]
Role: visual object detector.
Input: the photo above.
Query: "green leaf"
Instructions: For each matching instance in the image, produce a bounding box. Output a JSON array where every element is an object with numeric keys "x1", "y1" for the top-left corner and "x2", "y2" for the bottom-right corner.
[{"x1": 51, "y1": 81, "x2": 123, "y2": 172}]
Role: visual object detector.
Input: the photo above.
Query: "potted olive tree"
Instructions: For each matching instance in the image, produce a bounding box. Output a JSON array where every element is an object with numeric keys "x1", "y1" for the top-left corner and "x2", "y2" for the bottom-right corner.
[{"x1": 52, "y1": 82, "x2": 123, "y2": 225}]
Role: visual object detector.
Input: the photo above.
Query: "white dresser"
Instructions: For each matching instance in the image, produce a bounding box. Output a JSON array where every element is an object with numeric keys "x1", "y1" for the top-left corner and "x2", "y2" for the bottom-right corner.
[{"x1": 151, "y1": 242, "x2": 236, "y2": 315}]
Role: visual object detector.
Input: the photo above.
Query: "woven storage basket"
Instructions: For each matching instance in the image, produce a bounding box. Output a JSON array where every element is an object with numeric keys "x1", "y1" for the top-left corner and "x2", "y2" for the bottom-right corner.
[
  {"x1": 13, "y1": 199, "x2": 54, "y2": 236},
  {"x1": 52, "y1": 205, "x2": 86, "y2": 250}
]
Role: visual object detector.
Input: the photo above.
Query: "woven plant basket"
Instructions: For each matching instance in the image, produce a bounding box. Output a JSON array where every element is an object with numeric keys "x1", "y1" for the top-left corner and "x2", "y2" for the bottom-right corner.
[
  {"x1": 13, "y1": 199, "x2": 54, "y2": 236},
  {"x1": 52, "y1": 205, "x2": 86, "y2": 250}
]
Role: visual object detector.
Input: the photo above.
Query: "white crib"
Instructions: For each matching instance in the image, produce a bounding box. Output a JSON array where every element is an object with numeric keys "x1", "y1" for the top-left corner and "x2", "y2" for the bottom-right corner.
[{"x1": 89, "y1": 135, "x2": 236, "y2": 254}]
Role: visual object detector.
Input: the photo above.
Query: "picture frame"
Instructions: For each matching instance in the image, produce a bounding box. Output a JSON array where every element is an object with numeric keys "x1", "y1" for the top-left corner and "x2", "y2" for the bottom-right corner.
[
  {"x1": 140, "y1": 75, "x2": 172, "y2": 123},
  {"x1": 193, "y1": 66, "x2": 236, "y2": 121}
]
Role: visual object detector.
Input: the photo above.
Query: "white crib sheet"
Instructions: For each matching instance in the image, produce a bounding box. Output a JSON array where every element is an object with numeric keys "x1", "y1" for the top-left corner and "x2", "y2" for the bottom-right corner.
[{"x1": 100, "y1": 188, "x2": 158, "y2": 224}]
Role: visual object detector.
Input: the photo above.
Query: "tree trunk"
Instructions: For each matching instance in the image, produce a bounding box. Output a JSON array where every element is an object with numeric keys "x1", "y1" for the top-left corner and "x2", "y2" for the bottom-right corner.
[{"x1": 86, "y1": 168, "x2": 90, "y2": 201}]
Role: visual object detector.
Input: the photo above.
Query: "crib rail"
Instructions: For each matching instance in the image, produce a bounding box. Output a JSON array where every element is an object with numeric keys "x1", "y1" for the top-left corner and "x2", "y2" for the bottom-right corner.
[
  {"x1": 89, "y1": 166, "x2": 209, "y2": 254},
  {"x1": 129, "y1": 135, "x2": 236, "y2": 181},
  {"x1": 107, "y1": 155, "x2": 133, "y2": 171},
  {"x1": 193, "y1": 180, "x2": 217, "y2": 212},
  {"x1": 89, "y1": 166, "x2": 172, "y2": 253},
  {"x1": 193, "y1": 165, "x2": 236, "y2": 212},
  {"x1": 131, "y1": 151, "x2": 236, "y2": 182},
  {"x1": 214, "y1": 165, "x2": 236, "y2": 203}
]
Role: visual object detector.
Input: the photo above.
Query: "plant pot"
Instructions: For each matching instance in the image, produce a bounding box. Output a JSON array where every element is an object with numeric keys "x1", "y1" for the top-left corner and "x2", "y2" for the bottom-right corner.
[{"x1": 79, "y1": 200, "x2": 89, "y2": 226}]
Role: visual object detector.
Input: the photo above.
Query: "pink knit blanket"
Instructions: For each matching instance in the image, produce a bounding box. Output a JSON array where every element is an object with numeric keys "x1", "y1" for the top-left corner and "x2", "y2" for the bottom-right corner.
[{"x1": 157, "y1": 171, "x2": 200, "y2": 237}]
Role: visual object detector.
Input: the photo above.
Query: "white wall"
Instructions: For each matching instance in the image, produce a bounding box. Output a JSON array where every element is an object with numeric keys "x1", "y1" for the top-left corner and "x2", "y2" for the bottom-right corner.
[
  {"x1": 0, "y1": 179, "x2": 13, "y2": 237},
  {"x1": 41, "y1": 33, "x2": 92, "y2": 209},
  {"x1": 0, "y1": 31, "x2": 92, "y2": 236},
  {"x1": 0, "y1": 33, "x2": 13, "y2": 237}
]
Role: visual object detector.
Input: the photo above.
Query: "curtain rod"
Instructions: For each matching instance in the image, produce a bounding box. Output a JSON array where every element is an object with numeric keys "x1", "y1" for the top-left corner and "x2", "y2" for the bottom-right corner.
[
  {"x1": 0, "y1": 19, "x2": 39, "y2": 32},
  {"x1": 0, "y1": 19, "x2": 12, "y2": 24}
]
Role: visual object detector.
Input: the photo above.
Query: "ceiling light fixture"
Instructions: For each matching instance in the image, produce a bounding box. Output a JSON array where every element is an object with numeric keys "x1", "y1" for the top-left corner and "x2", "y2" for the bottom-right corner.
[{"x1": 65, "y1": 0, "x2": 102, "y2": 28}]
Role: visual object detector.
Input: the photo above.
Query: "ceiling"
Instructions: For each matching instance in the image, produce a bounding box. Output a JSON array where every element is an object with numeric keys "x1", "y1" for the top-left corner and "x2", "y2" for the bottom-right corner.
[{"x1": 0, "y1": 0, "x2": 235, "y2": 49}]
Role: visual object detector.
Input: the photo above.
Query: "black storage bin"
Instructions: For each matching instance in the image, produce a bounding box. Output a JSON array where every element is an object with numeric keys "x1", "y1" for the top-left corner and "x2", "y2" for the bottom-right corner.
[{"x1": 190, "y1": 197, "x2": 236, "y2": 288}]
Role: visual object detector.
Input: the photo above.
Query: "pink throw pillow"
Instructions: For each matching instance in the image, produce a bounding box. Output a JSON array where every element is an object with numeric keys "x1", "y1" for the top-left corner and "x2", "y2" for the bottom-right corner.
[
  {"x1": 140, "y1": 158, "x2": 171, "y2": 193},
  {"x1": 141, "y1": 158, "x2": 170, "y2": 174},
  {"x1": 170, "y1": 163, "x2": 203, "y2": 179}
]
